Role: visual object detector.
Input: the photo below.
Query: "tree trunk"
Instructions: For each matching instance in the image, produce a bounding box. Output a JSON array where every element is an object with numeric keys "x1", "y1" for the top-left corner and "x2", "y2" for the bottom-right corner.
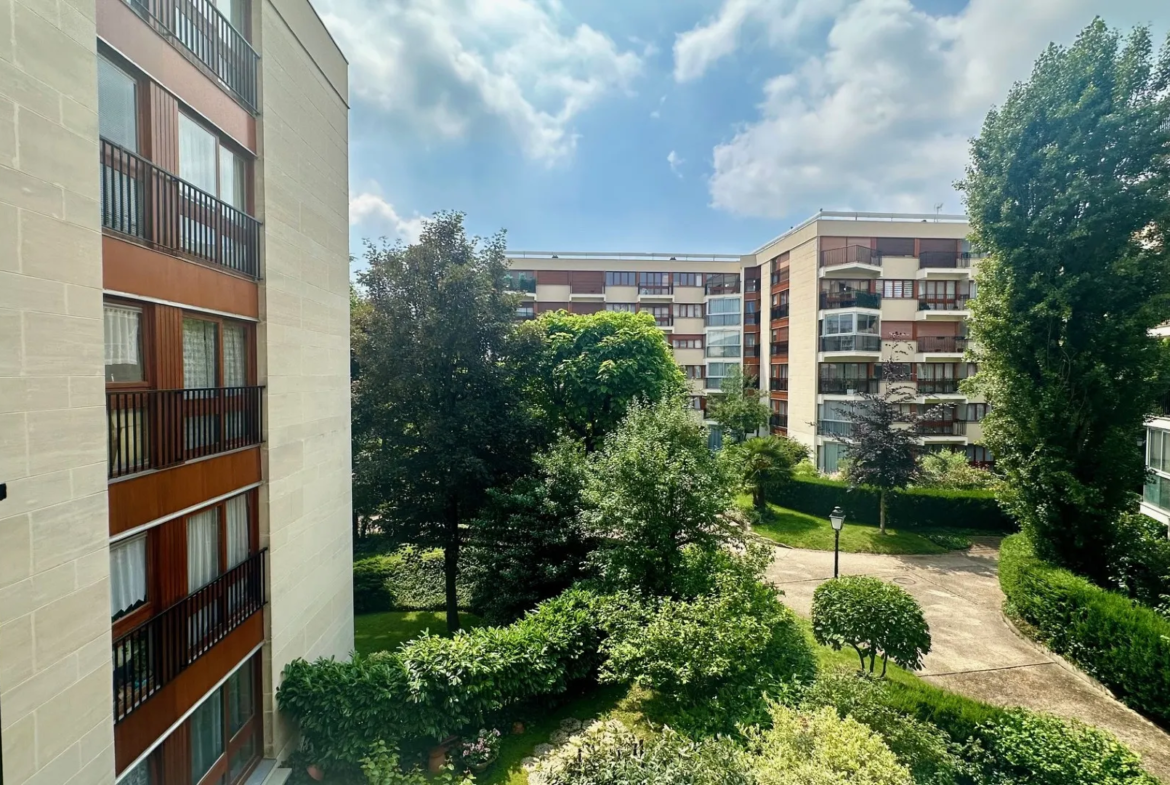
[
  {"x1": 444, "y1": 499, "x2": 461, "y2": 633},
  {"x1": 754, "y1": 484, "x2": 766, "y2": 511},
  {"x1": 879, "y1": 489, "x2": 887, "y2": 535}
]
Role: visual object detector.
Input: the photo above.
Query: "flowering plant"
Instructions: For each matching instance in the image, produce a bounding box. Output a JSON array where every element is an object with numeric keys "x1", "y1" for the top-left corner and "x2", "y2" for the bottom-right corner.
[{"x1": 458, "y1": 728, "x2": 502, "y2": 768}]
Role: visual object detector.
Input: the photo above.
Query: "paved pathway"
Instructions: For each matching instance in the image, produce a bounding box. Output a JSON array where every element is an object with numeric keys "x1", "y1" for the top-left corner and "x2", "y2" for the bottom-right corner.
[{"x1": 765, "y1": 541, "x2": 1170, "y2": 780}]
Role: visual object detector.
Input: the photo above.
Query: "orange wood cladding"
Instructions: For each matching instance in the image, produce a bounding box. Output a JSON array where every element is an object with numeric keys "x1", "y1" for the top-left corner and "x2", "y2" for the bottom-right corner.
[
  {"x1": 146, "y1": 83, "x2": 180, "y2": 171},
  {"x1": 104, "y1": 236, "x2": 259, "y2": 319},
  {"x1": 114, "y1": 613, "x2": 263, "y2": 773},
  {"x1": 96, "y1": 0, "x2": 256, "y2": 153},
  {"x1": 109, "y1": 448, "x2": 261, "y2": 536}
]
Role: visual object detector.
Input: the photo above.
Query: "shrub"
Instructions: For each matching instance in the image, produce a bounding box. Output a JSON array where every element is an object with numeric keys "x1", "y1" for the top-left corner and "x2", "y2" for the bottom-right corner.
[
  {"x1": 812, "y1": 576, "x2": 932, "y2": 676},
  {"x1": 1108, "y1": 511, "x2": 1170, "y2": 615},
  {"x1": 999, "y1": 534, "x2": 1170, "y2": 726},
  {"x1": 915, "y1": 450, "x2": 999, "y2": 491},
  {"x1": 744, "y1": 704, "x2": 913, "y2": 785},
  {"x1": 598, "y1": 547, "x2": 815, "y2": 733},
  {"x1": 353, "y1": 546, "x2": 473, "y2": 614},
  {"x1": 973, "y1": 710, "x2": 1158, "y2": 785},
  {"x1": 277, "y1": 587, "x2": 605, "y2": 769},
  {"x1": 531, "y1": 720, "x2": 748, "y2": 785},
  {"x1": 361, "y1": 741, "x2": 471, "y2": 785},
  {"x1": 772, "y1": 477, "x2": 1014, "y2": 533},
  {"x1": 800, "y1": 670, "x2": 964, "y2": 785}
]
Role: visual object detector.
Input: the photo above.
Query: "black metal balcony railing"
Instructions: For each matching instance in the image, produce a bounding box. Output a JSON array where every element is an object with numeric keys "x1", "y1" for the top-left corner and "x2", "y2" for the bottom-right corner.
[
  {"x1": 917, "y1": 420, "x2": 967, "y2": 436},
  {"x1": 770, "y1": 414, "x2": 788, "y2": 430},
  {"x1": 773, "y1": 305, "x2": 790, "y2": 320},
  {"x1": 919, "y1": 297, "x2": 972, "y2": 311},
  {"x1": 821, "y1": 245, "x2": 879, "y2": 268},
  {"x1": 744, "y1": 345, "x2": 761, "y2": 358},
  {"x1": 916, "y1": 379, "x2": 963, "y2": 395},
  {"x1": 506, "y1": 278, "x2": 538, "y2": 293},
  {"x1": 107, "y1": 386, "x2": 264, "y2": 479},
  {"x1": 745, "y1": 312, "x2": 762, "y2": 325},
  {"x1": 771, "y1": 342, "x2": 789, "y2": 356},
  {"x1": 654, "y1": 316, "x2": 674, "y2": 328},
  {"x1": 917, "y1": 336, "x2": 969, "y2": 353},
  {"x1": 639, "y1": 285, "x2": 673, "y2": 296},
  {"x1": 128, "y1": 0, "x2": 258, "y2": 112},
  {"x1": 919, "y1": 251, "x2": 971, "y2": 269},
  {"x1": 818, "y1": 420, "x2": 854, "y2": 437},
  {"x1": 101, "y1": 139, "x2": 260, "y2": 278},
  {"x1": 770, "y1": 378, "x2": 789, "y2": 392},
  {"x1": 113, "y1": 549, "x2": 267, "y2": 723},
  {"x1": 821, "y1": 291, "x2": 882, "y2": 310},
  {"x1": 745, "y1": 279, "x2": 762, "y2": 293},
  {"x1": 820, "y1": 334, "x2": 882, "y2": 352},
  {"x1": 819, "y1": 378, "x2": 880, "y2": 395},
  {"x1": 771, "y1": 270, "x2": 790, "y2": 286}
]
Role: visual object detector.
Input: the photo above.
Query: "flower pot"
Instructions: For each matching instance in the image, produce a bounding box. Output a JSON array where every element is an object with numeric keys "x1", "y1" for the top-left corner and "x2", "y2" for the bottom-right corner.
[
  {"x1": 427, "y1": 746, "x2": 448, "y2": 774},
  {"x1": 470, "y1": 755, "x2": 498, "y2": 774},
  {"x1": 306, "y1": 764, "x2": 325, "y2": 781}
]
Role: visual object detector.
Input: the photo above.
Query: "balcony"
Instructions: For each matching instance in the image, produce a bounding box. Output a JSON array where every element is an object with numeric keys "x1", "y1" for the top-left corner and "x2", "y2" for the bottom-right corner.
[
  {"x1": 107, "y1": 386, "x2": 264, "y2": 479},
  {"x1": 770, "y1": 378, "x2": 789, "y2": 392},
  {"x1": 706, "y1": 314, "x2": 742, "y2": 327},
  {"x1": 818, "y1": 420, "x2": 855, "y2": 437},
  {"x1": 705, "y1": 276, "x2": 741, "y2": 296},
  {"x1": 918, "y1": 298, "x2": 972, "y2": 314},
  {"x1": 821, "y1": 291, "x2": 881, "y2": 310},
  {"x1": 745, "y1": 279, "x2": 762, "y2": 293},
  {"x1": 744, "y1": 345, "x2": 760, "y2": 358},
  {"x1": 745, "y1": 312, "x2": 762, "y2": 326},
  {"x1": 820, "y1": 334, "x2": 881, "y2": 353},
  {"x1": 771, "y1": 270, "x2": 790, "y2": 286},
  {"x1": 819, "y1": 378, "x2": 879, "y2": 395},
  {"x1": 919, "y1": 251, "x2": 970, "y2": 269},
  {"x1": 101, "y1": 139, "x2": 260, "y2": 278},
  {"x1": 653, "y1": 316, "x2": 674, "y2": 329},
  {"x1": 821, "y1": 245, "x2": 880, "y2": 269},
  {"x1": 569, "y1": 282, "x2": 603, "y2": 297},
  {"x1": 916, "y1": 379, "x2": 963, "y2": 395},
  {"x1": 638, "y1": 285, "x2": 674, "y2": 298},
  {"x1": 917, "y1": 420, "x2": 967, "y2": 436},
  {"x1": 771, "y1": 341, "x2": 789, "y2": 356},
  {"x1": 770, "y1": 414, "x2": 788, "y2": 430},
  {"x1": 128, "y1": 0, "x2": 258, "y2": 112},
  {"x1": 772, "y1": 305, "x2": 790, "y2": 320},
  {"x1": 507, "y1": 278, "x2": 538, "y2": 294},
  {"x1": 706, "y1": 345, "x2": 741, "y2": 358},
  {"x1": 917, "y1": 336, "x2": 969, "y2": 354},
  {"x1": 114, "y1": 549, "x2": 266, "y2": 723}
]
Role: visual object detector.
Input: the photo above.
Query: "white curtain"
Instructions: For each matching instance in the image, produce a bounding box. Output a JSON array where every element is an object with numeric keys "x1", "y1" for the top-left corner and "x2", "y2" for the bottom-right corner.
[
  {"x1": 223, "y1": 324, "x2": 246, "y2": 387},
  {"x1": 183, "y1": 319, "x2": 218, "y2": 389},
  {"x1": 226, "y1": 494, "x2": 249, "y2": 569},
  {"x1": 187, "y1": 508, "x2": 221, "y2": 592},
  {"x1": 104, "y1": 305, "x2": 141, "y2": 370},
  {"x1": 179, "y1": 114, "x2": 218, "y2": 194},
  {"x1": 110, "y1": 536, "x2": 147, "y2": 618}
]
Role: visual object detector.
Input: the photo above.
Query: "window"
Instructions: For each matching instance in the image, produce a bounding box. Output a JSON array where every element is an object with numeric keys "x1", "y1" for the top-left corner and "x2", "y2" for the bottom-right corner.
[
  {"x1": 98, "y1": 57, "x2": 138, "y2": 151},
  {"x1": 673, "y1": 272, "x2": 703, "y2": 287},
  {"x1": 191, "y1": 686, "x2": 225, "y2": 784},
  {"x1": 706, "y1": 330, "x2": 740, "y2": 358},
  {"x1": 516, "y1": 303, "x2": 535, "y2": 319},
  {"x1": 105, "y1": 304, "x2": 144, "y2": 383},
  {"x1": 121, "y1": 759, "x2": 152, "y2": 785},
  {"x1": 673, "y1": 303, "x2": 703, "y2": 319},
  {"x1": 641, "y1": 304, "x2": 671, "y2": 325},
  {"x1": 745, "y1": 299, "x2": 758, "y2": 314},
  {"x1": 226, "y1": 494, "x2": 250, "y2": 569},
  {"x1": 1149, "y1": 427, "x2": 1170, "y2": 473},
  {"x1": 504, "y1": 270, "x2": 536, "y2": 292},
  {"x1": 605, "y1": 302, "x2": 636, "y2": 312},
  {"x1": 965, "y1": 403, "x2": 989, "y2": 422},
  {"x1": 683, "y1": 365, "x2": 705, "y2": 380},
  {"x1": 110, "y1": 535, "x2": 147, "y2": 620},
  {"x1": 672, "y1": 336, "x2": 703, "y2": 349},
  {"x1": 687, "y1": 395, "x2": 704, "y2": 410},
  {"x1": 180, "y1": 114, "x2": 219, "y2": 194},
  {"x1": 706, "y1": 297, "x2": 741, "y2": 327},
  {"x1": 882, "y1": 280, "x2": 915, "y2": 299},
  {"x1": 967, "y1": 445, "x2": 993, "y2": 465},
  {"x1": 744, "y1": 333, "x2": 758, "y2": 347},
  {"x1": 182, "y1": 656, "x2": 261, "y2": 785},
  {"x1": 213, "y1": 0, "x2": 246, "y2": 31},
  {"x1": 188, "y1": 507, "x2": 221, "y2": 592},
  {"x1": 707, "y1": 362, "x2": 738, "y2": 389},
  {"x1": 220, "y1": 146, "x2": 246, "y2": 211},
  {"x1": 223, "y1": 323, "x2": 247, "y2": 387},
  {"x1": 638, "y1": 272, "x2": 671, "y2": 293},
  {"x1": 705, "y1": 273, "x2": 740, "y2": 295},
  {"x1": 605, "y1": 271, "x2": 636, "y2": 286},
  {"x1": 184, "y1": 318, "x2": 219, "y2": 388},
  {"x1": 818, "y1": 441, "x2": 848, "y2": 473},
  {"x1": 821, "y1": 312, "x2": 879, "y2": 335}
]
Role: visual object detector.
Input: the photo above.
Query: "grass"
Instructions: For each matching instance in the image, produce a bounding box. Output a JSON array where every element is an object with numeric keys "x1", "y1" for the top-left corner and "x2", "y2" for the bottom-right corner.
[
  {"x1": 353, "y1": 610, "x2": 486, "y2": 656},
  {"x1": 744, "y1": 498, "x2": 959, "y2": 555}
]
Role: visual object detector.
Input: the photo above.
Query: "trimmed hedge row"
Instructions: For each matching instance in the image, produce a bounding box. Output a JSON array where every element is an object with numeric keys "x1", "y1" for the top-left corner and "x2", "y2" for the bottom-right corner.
[
  {"x1": 353, "y1": 545, "x2": 473, "y2": 614},
  {"x1": 277, "y1": 587, "x2": 605, "y2": 768},
  {"x1": 773, "y1": 477, "x2": 1014, "y2": 532},
  {"x1": 999, "y1": 534, "x2": 1170, "y2": 727}
]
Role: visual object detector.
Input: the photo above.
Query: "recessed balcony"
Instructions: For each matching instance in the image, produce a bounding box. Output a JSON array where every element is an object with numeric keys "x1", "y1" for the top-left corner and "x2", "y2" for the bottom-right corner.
[
  {"x1": 818, "y1": 378, "x2": 880, "y2": 396},
  {"x1": 916, "y1": 336, "x2": 969, "y2": 357},
  {"x1": 819, "y1": 245, "x2": 881, "y2": 277},
  {"x1": 818, "y1": 334, "x2": 882, "y2": 358},
  {"x1": 916, "y1": 298, "x2": 972, "y2": 319}
]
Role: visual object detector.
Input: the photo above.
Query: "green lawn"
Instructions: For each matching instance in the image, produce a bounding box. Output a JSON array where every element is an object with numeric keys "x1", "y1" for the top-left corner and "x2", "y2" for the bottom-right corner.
[
  {"x1": 746, "y1": 500, "x2": 960, "y2": 555},
  {"x1": 353, "y1": 610, "x2": 486, "y2": 656}
]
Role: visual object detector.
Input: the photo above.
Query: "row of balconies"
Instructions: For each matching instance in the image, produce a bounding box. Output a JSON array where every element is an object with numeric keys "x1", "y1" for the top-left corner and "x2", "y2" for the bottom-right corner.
[
  {"x1": 820, "y1": 245, "x2": 975, "y2": 269},
  {"x1": 817, "y1": 419, "x2": 969, "y2": 437},
  {"x1": 817, "y1": 378, "x2": 967, "y2": 395},
  {"x1": 819, "y1": 336, "x2": 969, "y2": 353},
  {"x1": 820, "y1": 292, "x2": 972, "y2": 311}
]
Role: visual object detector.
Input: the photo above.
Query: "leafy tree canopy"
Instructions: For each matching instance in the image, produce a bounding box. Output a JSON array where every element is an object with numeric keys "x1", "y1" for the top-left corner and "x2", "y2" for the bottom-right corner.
[{"x1": 706, "y1": 366, "x2": 771, "y2": 443}]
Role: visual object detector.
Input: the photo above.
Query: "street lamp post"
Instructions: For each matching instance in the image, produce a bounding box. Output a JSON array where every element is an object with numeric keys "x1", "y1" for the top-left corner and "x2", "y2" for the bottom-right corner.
[{"x1": 829, "y1": 506, "x2": 846, "y2": 579}]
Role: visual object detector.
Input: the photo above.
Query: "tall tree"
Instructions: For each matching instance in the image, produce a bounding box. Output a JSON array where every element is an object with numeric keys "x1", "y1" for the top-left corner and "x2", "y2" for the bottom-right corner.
[
  {"x1": 352, "y1": 212, "x2": 536, "y2": 631},
  {"x1": 582, "y1": 398, "x2": 737, "y2": 595},
  {"x1": 959, "y1": 21, "x2": 1170, "y2": 578},
  {"x1": 839, "y1": 360, "x2": 949, "y2": 534},
  {"x1": 518, "y1": 310, "x2": 685, "y2": 450},
  {"x1": 707, "y1": 366, "x2": 771, "y2": 443}
]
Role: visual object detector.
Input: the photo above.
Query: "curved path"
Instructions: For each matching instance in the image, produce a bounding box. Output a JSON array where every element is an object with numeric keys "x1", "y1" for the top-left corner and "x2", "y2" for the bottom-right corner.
[{"x1": 764, "y1": 541, "x2": 1170, "y2": 780}]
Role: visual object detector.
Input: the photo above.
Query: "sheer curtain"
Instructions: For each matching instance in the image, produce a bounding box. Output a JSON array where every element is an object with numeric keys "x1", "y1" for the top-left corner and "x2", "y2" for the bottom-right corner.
[
  {"x1": 104, "y1": 305, "x2": 142, "y2": 382},
  {"x1": 223, "y1": 324, "x2": 246, "y2": 387},
  {"x1": 183, "y1": 319, "x2": 218, "y2": 389},
  {"x1": 226, "y1": 494, "x2": 249, "y2": 569},
  {"x1": 187, "y1": 508, "x2": 221, "y2": 592},
  {"x1": 179, "y1": 114, "x2": 218, "y2": 193},
  {"x1": 110, "y1": 536, "x2": 147, "y2": 618}
]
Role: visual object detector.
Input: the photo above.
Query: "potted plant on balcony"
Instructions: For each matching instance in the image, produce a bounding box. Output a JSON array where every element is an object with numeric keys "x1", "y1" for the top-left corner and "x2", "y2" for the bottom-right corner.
[{"x1": 456, "y1": 728, "x2": 501, "y2": 774}]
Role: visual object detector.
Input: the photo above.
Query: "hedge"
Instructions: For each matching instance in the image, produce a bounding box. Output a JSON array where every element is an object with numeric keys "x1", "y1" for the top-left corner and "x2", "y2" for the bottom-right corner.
[
  {"x1": 999, "y1": 534, "x2": 1170, "y2": 727},
  {"x1": 772, "y1": 477, "x2": 1014, "y2": 533},
  {"x1": 353, "y1": 545, "x2": 473, "y2": 614},
  {"x1": 277, "y1": 586, "x2": 605, "y2": 769}
]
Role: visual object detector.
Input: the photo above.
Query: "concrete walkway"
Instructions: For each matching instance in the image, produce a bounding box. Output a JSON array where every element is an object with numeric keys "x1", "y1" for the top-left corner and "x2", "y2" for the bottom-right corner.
[{"x1": 765, "y1": 541, "x2": 1170, "y2": 780}]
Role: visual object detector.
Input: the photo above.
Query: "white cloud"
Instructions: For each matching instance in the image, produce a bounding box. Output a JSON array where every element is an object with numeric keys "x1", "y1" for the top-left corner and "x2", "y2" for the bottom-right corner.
[
  {"x1": 319, "y1": 0, "x2": 643, "y2": 163},
  {"x1": 701, "y1": 0, "x2": 1167, "y2": 218},
  {"x1": 667, "y1": 150, "x2": 684, "y2": 178},
  {"x1": 673, "y1": 0, "x2": 845, "y2": 82},
  {"x1": 350, "y1": 192, "x2": 427, "y2": 244}
]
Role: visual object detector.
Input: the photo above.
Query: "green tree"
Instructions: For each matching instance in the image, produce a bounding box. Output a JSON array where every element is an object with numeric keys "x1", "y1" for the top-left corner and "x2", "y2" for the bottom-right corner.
[
  {"x1": 352, "y1": 212, "x2": 536, "y2": 632},
  {"x1": 914, "y1": 449, "x2": 998, "y2": 491},
  {"x1": 464, "y1": 437, "x2": 591, "y2": 623},
  {"x1": 959, "y1": 21, "x2": 1170, "y2": 579},
  {"x1": 518, "y1": 310, "x2": 686, "y2": 450},
  {"x1": 730, "y1": 435, "x2": 809, "y2": 511},
  {"x1": 582, "y1": 398, "x2": 736, "y2": 595},
  {"x1": 706, "y1": 366, "x2": 770, "y2": 442},
  {"x1": 812, "y1": 576, "x2": 932, "y2": 677}
]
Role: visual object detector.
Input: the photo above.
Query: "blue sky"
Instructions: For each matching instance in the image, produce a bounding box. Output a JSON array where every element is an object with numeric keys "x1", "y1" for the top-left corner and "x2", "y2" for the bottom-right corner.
[{"x1": 320, "y1": 0, "x2": 1167, "y2": 267}]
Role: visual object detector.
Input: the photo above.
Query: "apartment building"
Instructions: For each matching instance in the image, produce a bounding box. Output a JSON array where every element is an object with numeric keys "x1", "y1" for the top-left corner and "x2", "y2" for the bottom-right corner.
[
  {"x1": 0, "y1": 0, "x2": 353, "y2": 782},
  {"x1": 508, "y1": 212, "x2": 989, "y2": 469},
  {"x1": 1142, "y1": 325, "x2": 1170, "y2": 533}
]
